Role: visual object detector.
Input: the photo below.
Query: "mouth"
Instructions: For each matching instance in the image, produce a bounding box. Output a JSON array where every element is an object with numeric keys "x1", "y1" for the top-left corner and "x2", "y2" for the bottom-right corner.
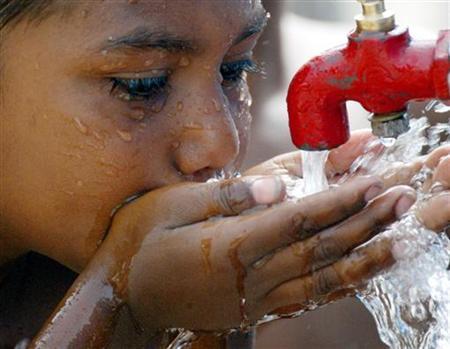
[{"x1": 183, "y1": 168, "x2": 226, "y2": 183}]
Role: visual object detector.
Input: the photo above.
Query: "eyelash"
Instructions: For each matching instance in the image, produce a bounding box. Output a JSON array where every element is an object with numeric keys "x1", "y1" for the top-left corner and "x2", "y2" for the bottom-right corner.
[{"x1": 109, "y1": 59, "x2": 261, "y2": 101}]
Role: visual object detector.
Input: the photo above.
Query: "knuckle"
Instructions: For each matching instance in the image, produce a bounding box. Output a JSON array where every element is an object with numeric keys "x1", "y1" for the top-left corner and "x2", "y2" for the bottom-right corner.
[
  {"x1": 214, "y1": 180, "x2": 252, "y2": 215},
  {"x1": 313, "y1": 238, "x2": 345, "y2": 270},
  {"x1": 313, "y1": 267, "x2": 342, "y2": 296}
]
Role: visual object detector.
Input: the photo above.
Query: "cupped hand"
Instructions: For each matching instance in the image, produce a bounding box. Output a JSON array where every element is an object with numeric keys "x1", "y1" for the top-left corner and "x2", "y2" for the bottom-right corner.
[{"x1": 100, "y1": 173, "x2": 416, "y2": 332}]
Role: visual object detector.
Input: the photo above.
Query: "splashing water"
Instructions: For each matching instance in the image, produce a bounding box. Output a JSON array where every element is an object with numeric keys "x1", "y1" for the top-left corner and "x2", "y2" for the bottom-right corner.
[
  {"x1": 291, "y1": 114, "x2": 450, "y2": 349},
  {"x1": 348, "y1": 116, "x2": 450, "y2": 349}
]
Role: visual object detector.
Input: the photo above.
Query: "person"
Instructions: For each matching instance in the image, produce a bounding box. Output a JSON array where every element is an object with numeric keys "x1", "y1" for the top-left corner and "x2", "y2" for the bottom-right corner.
[{"x1": 0, "y1": 1, "x2": 448, "y2": 348}]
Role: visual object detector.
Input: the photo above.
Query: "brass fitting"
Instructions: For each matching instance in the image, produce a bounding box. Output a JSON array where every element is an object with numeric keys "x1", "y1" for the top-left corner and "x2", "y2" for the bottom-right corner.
[{"x1": 355, "y1": 0, "x2": 396, "y2": 32}]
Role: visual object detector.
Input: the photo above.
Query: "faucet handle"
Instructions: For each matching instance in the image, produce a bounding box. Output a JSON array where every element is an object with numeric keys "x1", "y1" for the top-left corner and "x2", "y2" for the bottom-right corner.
[{"x1": 355, "y1": 0, "x2": 396, "y2": 32}]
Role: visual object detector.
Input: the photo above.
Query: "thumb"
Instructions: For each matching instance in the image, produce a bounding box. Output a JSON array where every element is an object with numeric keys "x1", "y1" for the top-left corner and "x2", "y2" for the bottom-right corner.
[{"x1": 144, "y1": 176, "x2": 286, "y2": 227}]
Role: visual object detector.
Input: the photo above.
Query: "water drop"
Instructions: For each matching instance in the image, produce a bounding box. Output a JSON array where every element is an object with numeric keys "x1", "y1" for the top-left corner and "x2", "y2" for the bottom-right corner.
[
  {"x1": 178, "y1": 56, "x2": 190, "y2": 67},
  {"x1": 92, "y1": 130, "x2": 104, "y2": 141},
  {"x1": 184, "y1": 121, "x2": 203, "y2": 130},
  {"x1": 211, "y1": 98, "x2": 221, "y2": 112},
  {"x1": 144, "y1": 59, "x2": 154, "y2": 66},
  {"x1": 73, "y1": 117, "x2": 88, "y2": 135},
  {"x1": 128, "y1": 108, "x2": 145, "y2": 121},
  {"x1": 380, "y1": 137, "x2": 396, "y2": 147},
  {"x1": 116, "y1": 129, "x2": 132, "y2": 142},
  {"x1": 176, "y1": 101, "x2": 184, "y2": 112},
  {"x1": 101, "y1": 49, "x2": 108, "y2": 56},
  {"x1": 203, "y1": 64, "x2": 211, "y2": 71},
  {"x1": 108, "y1": 36, "x2": 114, "y2": 42},
  {"x1": 200, "y1": 238, "x2": 212, "y2": 274},
  {"x1": 203, "y1": 106, "x2": 211, "y2": 114}
]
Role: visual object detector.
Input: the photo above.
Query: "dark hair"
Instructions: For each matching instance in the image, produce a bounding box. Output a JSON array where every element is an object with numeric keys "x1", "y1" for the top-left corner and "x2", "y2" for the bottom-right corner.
[{"x1": 0, "y1": 0, "x2": 54, "y2": 31}]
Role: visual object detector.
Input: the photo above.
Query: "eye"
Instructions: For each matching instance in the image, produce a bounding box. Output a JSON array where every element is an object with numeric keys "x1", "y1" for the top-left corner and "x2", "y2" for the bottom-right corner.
[
  {"x1": 220, "y1": 59, "x2": 261, "y2": 85},
  {"x1": 110, "y1": 75, "x2": 169, "y2": 101}
]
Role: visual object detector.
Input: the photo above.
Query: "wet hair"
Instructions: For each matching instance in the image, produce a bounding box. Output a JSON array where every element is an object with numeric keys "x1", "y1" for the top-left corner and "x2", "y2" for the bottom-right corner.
[{"x1": 0, "y1": 0, "x2": 55, "y2": 31}]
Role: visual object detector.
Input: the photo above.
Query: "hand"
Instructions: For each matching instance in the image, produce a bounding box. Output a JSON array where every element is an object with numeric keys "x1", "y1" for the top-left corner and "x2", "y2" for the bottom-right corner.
[
  {"x1": 245, "y1": 130, "x2": 375, "y2": 181},
  {"x1": 416, "y1": 145, "x2": 450, "y2": 232},
  {"x1": 100, "y1": 174, "x2": 416, "y2": 332}
]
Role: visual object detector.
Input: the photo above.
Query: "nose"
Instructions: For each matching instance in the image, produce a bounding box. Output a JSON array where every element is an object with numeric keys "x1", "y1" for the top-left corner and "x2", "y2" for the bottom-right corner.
[{"x1": 173, "y1": 83, "x2": 240, "y2": 177}]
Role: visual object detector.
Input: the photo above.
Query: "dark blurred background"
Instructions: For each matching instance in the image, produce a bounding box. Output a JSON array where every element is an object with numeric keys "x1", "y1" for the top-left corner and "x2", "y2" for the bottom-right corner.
[{"x1": 246, "y1": 1, "x2": 450, "y2": 348}]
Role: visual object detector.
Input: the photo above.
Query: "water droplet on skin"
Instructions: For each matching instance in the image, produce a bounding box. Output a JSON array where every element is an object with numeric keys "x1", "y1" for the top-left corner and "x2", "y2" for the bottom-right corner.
[
  {"x1": 203, "y1": 106, "x2": 211, "y2": 114},
  {"x1": 73, "y1": 117, "x2": 88, "y2": 134},
  {"x1": 144, "y1": 59, "x2": 154, "y2": 66},
  {"x1": 200, "y1": 238, "x2": 212, "y2": 274},
  {"x1": 108, "y1": 36, "x2": 114, "y2": 42},
  {"x1": 92, "y1": 130, "x2": 104, "y2": 141},
  {"x1": 128, "y1": 108, "x2": 145, "y2": 121},
  {"x1": 63, "y1": 190, "x2": 75, "y2": 196},
  {"x1": 138, "y1": 122, "x2": 147, "y2": 129},
  {"x1": 184, "y1": 121, "x2": 203, "y2": 130},
  {"x1": 116, "y1": 129, "x2": 133, "y2": 142},
  {"x1": 227, "y1": 235, "x2": 250, "y2": 327},
  {"x1": 211, "y1": 99, "x2": 222, "y2": 112},
  {"x1": 178, "y1": 56, "x2": 190, "y2": 67},
  {"x1": 176, "y1": 101, "x2": 184, "y2": 112},
  {"x1": 203, "y1": 64, "x2": 211, "y2": 71},
  {"x1": 101, "y1": 49, "x2": 108, "y2": 56}
]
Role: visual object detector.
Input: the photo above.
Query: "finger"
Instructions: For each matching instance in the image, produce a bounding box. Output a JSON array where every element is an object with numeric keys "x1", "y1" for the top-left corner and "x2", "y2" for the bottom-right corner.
[
  {"x1": 256, "y1": 235, "x2": 394, "y2": 320},
  {"x1": 417, "y1": 191, "x2": 450, "y2": 232},
  {"x1": 424, "y1": 145, "x2": 450, "y2": 169},
  {"x1": 125, "y1": 176, "x2": 285, "y2": 228},
  {"x1": 380, "y1": 160, "x2": 424, "y2": 189},
  {"x1": 237, "y1": 176, "x2": 384, "y2": 265},
  {"x1": 327, "y1": 129, "x2": 377, "y2": 177},
  {"x1": 431, "y1": 154, "x2": 450, "y2": 188},
  {"x1": 244, "y1": 130, "x2": 375, "y2": 178},
  {"x1": 248, "y1": 186, "x2": 416, "y2": 293}
]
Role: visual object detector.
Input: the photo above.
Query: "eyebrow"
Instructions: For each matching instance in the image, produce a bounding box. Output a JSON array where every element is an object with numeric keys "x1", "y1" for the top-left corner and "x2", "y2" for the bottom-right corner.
[{"x1": 101, "y1": 11, "x2": 268, "y2": 53}]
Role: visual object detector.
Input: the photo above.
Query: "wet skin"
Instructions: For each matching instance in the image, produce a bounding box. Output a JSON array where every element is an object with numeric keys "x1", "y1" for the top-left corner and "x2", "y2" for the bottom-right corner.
[{"x1": 0, "y1": 0, "x2": 449, "y2": 348}]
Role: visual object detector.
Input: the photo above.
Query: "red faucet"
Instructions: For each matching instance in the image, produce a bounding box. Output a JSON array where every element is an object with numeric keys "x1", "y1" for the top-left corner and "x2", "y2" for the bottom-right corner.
[{"x1": 287, "y1": 0, "x2": 450, "y2": 150}]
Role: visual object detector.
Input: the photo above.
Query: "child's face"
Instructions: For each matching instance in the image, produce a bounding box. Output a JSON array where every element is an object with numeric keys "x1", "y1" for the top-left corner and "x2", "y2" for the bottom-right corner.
[{"x1": 0, "y1": 0, "x2": 266, "y2": 271}]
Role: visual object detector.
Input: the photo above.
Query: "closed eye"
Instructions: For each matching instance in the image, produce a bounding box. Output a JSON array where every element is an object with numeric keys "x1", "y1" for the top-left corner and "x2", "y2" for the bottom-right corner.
[
  {"x1": 220, "y1": 59, "x2": 262, "y2": 85},
  {"x1": 110, "y1": 75, "x2": 169, "y2": 101}
]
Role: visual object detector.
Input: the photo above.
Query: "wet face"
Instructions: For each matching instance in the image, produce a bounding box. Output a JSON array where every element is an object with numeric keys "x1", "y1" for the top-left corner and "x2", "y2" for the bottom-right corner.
[{"x1": 0, "y1": 0, "x2": 266, "y2": 271}]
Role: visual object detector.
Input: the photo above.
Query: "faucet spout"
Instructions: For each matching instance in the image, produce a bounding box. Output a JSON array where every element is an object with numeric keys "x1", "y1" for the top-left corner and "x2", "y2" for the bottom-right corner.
[{"x1": 287, "y1": 28, "x2": 450, "y2": 150}]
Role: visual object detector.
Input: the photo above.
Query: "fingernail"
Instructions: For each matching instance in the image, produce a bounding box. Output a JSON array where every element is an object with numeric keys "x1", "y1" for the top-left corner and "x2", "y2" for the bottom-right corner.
[
  {"x1": 251, "y1": 177, "x2": 282, "y2": 205},
  {"x1": 364, "y1": 182, "x2": 384, "y2": 202},
  {"x1": 395, "y1": 192, "x2": 417, "y2": 218},
  {"x1": 430, "y1": 182, "x2": 446, "y2": 194}
]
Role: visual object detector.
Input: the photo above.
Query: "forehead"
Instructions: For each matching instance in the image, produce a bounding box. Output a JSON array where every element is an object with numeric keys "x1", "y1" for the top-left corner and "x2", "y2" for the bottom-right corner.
[{"x1": 75, "y1": 0, "x2": 265, "y2": 50}]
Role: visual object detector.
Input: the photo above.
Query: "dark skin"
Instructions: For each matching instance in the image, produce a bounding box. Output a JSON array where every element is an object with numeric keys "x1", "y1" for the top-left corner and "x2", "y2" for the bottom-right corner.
[{"x1": 1, "y1": 1, "x2": 449, "y2": 348}]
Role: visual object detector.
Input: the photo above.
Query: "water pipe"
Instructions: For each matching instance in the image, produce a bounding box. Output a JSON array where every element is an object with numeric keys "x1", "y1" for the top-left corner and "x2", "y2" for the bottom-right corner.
[{"x1": 287, "y1": 0, "x2": 450, "y2": 150}]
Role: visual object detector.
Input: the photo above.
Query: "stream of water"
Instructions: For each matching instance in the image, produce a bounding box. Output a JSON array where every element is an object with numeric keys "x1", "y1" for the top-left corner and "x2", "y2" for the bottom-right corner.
[{"x1": 290, "y1": 111, "x2": 450, "y2": 349}]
